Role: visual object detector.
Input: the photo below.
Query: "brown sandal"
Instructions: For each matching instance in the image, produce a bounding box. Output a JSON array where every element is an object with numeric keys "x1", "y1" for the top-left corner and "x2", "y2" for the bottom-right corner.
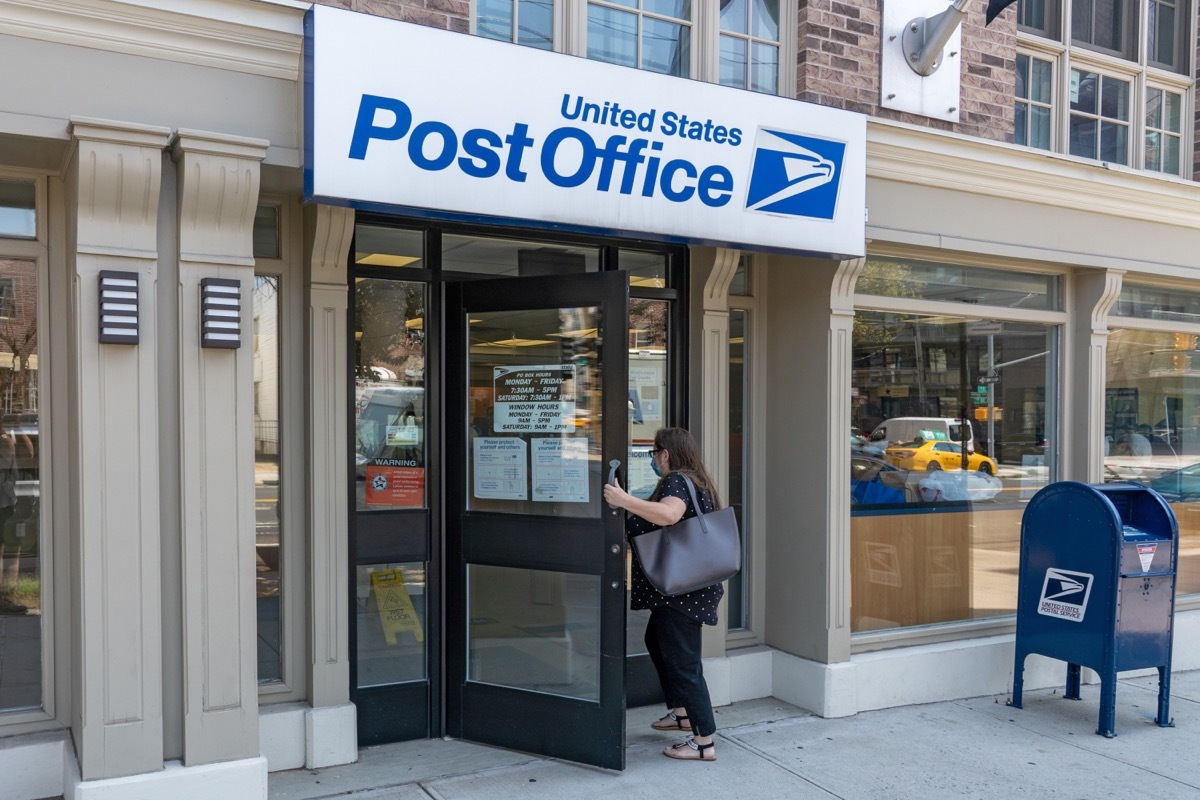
[
  {"x1": 663, "y1": 738, "x2": 716, "y2": 762},
  {"x1": 651, "y1": 712, "x2": 691, "y2": 731}
]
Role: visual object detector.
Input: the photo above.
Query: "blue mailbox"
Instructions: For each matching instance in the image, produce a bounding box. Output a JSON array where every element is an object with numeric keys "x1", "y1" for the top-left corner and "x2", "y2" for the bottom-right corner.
[{"x1": 1010, "y1": 481, "x2": 1178, "y2": 737}]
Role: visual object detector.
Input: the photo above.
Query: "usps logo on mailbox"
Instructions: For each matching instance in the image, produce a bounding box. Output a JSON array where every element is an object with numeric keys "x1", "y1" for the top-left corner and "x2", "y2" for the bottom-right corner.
[{"x1": 1038, "y1": 568, "x2": 1094, "y2": 622}]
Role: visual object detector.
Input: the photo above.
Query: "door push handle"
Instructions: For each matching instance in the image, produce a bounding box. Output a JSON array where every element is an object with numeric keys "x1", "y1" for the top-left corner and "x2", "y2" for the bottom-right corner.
[{"x1": 607, "y1": 459, "x2": 622, "y2": 516}]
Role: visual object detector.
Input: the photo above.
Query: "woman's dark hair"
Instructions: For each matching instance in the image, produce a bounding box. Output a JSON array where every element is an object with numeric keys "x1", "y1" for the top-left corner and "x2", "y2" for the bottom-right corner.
[{"x1": 650, "y1": 427, "x2": 721, "y2": 507}]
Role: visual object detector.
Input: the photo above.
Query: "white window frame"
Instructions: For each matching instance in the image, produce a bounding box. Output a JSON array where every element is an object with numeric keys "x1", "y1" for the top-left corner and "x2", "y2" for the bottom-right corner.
[{"x1": 1015, "y1": 0, "x2": 1196, "y2": 176}]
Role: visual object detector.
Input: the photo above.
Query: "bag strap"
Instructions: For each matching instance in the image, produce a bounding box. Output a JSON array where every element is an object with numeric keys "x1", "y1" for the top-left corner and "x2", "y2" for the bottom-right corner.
[{"x1": 676, "y1": 473, "x2": 709, "y2": 536}]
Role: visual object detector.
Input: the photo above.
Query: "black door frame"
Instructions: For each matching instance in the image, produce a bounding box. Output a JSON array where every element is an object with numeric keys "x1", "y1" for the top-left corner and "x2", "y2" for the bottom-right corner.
[
  {"x1": 347, "y1": 217, "x2": 687, "y2": 751},
  {"x1": 445, "y1": 271, "x2": 630, "y2": 769}
]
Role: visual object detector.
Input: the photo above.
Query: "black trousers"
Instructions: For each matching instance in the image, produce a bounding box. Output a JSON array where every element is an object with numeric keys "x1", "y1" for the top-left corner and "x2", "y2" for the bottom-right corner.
[{"x1": 644, "y1": 605, "x2": 716, "y2": 737}]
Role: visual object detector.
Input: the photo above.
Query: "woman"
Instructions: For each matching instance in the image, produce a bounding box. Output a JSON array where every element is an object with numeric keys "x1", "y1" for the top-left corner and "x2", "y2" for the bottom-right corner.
[{"x1": 602, "y1": 427, "x2": 723, "y2": 762}]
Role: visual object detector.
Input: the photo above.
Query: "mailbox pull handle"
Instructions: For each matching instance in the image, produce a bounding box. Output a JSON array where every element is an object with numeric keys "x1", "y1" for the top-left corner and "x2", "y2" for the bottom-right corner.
[{"x1": 1120, "y1": 570, "x2": 1174, "y2": 578}]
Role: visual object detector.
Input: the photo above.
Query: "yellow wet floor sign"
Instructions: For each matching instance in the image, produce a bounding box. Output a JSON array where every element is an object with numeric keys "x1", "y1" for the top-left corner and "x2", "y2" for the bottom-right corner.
[{"x1": 370, "y1": 569, "x2": 424, "y2": 644}]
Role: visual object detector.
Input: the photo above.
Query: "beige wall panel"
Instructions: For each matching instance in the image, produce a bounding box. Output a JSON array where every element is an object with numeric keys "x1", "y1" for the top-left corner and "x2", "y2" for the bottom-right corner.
[
  {"x1": 867, "y1": 176, "x2": 1200, "y2": 278},
  {"x1": 760, "y1": 256, "x2": 856, "y2": 664},
  {"x1": 0, "y1": 34, "x2": 299, "y2": 166}
]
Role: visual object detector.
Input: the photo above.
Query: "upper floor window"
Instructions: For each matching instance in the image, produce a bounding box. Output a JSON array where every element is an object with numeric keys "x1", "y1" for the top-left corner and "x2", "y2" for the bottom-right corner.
[
  {"x1": 718, "y1": 0, "x2": 780, "y2": 93},
  {"x1": 477, "y1": 0, "x2": 554, "y2": 49},
  {"x1": 1015, "y1": 0, "x2": 1193, "y2": 174},
  {"x1": 474, "y1": 0, "x2": 790, "y2": 93},
  {"x1": 588, "y1": 0, "x2": 692, "y2": 77}
]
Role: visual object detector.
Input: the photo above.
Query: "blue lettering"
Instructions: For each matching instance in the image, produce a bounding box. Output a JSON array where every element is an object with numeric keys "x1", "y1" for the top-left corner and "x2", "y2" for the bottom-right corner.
[
  {"x1": 728, "y1": 128, "x2": 743, "y2": 147},
  {"x1": 541, "y1": 127, "x2": 596, "y2": 188},
  {"x1": 659, "y1": 159, "x2": 697, "y2": 203},
  {"x1": 458, "y1": 128, "x2": 503, "y2": 177},
  {"x1": 697, "y1": 165, "x2": 733, "y2": 207},
  {"x1": 408, "y1": 121, "x2": 457, "y2": 170},
  {"x1": 505, "y1": 124, "x2": 535, "y2": 182},
  {"x1": 348, "y1": 95, "x2": 412, "y2": 160}
]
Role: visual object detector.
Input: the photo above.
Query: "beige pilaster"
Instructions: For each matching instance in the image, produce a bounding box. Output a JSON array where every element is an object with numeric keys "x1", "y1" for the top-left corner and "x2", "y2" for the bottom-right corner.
[
  {"x1": 170, "y1": 129, "x2": 268, "y2": 766},
  {"x1": 1068, "y1": 269, "x2": 1123, "y2": 483},
  {"x1": 67, "y1": 117, "x2": 172, "y2": 780},
  {"x1": 761, "y1": 256, "x2": 865, "y2": 665},
  {"x1": 301, "y1": 203, "x2": 357, "y2": 767},
  {"x1": 689, "y1": 246, "x2": 739, "y2": 657}
]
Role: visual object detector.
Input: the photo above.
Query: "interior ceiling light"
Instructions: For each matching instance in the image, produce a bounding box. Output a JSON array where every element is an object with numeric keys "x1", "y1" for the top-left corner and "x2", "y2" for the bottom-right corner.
[{"x1": 355, "y1": 253, "x2": 422, "y2": 268}]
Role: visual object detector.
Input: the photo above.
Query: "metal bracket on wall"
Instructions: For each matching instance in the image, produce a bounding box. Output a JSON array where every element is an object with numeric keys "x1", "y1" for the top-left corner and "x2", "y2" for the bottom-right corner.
[{"x1": 880, "y1": 0, "x2": 966, "y2": 122}]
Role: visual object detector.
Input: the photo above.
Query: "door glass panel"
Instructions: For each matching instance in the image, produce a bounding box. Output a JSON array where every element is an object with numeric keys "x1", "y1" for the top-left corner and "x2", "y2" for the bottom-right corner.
[
  {"x1": 0, "y1": 258, "x2": 39, "y2": 712},
  {"x1": 355, "y1": 279, "x2": 428, "y2": 510},
  {"x1": 619, "y1": 249, "x2": 667, "y2": 288},
  {"x1": 467, "y1": 306, "x2": 601, "y2": 516},
  {"x1": 468, "y1": 564, "x2": 600, "y2": 701},
  {"x1": 253, "y1": 276, "x2": 283, "y2": 683},
  {"x1": 626, "y1": 297, "x2": 670, "y2": 655},
  {"x1": 356, "y1": 563, "x2": 428, "y2": 687},
  {"x1": 444, "y1": 234, "x2": 599, "y2": 277}
]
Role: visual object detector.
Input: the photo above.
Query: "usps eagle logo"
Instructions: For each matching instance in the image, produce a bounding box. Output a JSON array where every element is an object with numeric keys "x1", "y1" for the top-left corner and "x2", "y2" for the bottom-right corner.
[{"x1": 744, "y1": 129, "x2": 846, "y2": 220}]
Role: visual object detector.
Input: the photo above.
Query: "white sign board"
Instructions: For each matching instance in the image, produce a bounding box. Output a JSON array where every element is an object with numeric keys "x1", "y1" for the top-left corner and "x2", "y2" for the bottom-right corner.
[
  {"x1": 305, "y1": 5, "x2": 866, "y2": 257},
  {"x1": 473, "y1": 437, "x2": 528, "y2": 500},
  {"x1": 494, "y1": 365, "x2": 576, "y2": 433},
  {"x1": 532, "y1": 437, "x2": 590, "y2": 503}
]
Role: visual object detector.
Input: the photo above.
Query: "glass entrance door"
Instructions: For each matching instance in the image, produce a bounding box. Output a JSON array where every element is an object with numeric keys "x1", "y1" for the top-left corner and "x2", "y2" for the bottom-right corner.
[{"x1": 447, "y1": 271, "x2": 629, "y2": 770}]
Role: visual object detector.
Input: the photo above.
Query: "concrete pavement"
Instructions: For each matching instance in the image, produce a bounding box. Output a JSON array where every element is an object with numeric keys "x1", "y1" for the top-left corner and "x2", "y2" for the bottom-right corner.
[{"x1": 269, "y1": 669, "x2": 1200, "y2": 799}]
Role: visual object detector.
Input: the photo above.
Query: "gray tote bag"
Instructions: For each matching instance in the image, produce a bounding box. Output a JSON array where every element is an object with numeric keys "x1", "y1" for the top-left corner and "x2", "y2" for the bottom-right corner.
[{"x1": 631, "y1": 474, "x2": 741, "y2": 596}]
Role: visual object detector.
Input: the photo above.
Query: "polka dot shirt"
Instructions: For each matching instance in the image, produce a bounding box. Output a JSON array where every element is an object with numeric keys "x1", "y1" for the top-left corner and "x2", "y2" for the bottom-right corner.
[{"x1": 627, "y1": 471, "x2": 725, "y2": 626}]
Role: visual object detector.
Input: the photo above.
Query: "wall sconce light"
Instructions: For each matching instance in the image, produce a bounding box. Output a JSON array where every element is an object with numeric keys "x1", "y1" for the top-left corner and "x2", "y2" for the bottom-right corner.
[
  {"x1": 98, "y1": 270, "x2": 139, "y2": 344},
  {"x1": 200, "y1": 277, "x2": 241, "y2": 349}
]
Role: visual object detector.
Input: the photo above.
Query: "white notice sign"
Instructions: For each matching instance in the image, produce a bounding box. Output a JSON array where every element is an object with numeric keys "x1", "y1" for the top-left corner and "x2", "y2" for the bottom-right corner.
[
  {"x1": 532, "y1": 437, "x2": 590, "y2": 503},
  {"x1": 494, "y1": 365, "x2": 576, "y2": 433},
  {"x1": 473, "y1": 437, "x2": 528, "y2": 500}
]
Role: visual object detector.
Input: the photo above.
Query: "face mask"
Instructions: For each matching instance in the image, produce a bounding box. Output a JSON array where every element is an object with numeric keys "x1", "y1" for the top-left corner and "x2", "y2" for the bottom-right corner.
[{"x1": 650, "y1": 455, "x2": 662, "y2": 477}]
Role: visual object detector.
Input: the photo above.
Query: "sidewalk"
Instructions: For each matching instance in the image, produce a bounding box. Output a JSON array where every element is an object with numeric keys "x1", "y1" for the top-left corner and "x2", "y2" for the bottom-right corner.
[{"x1": 269, "y1": 670, "x2": 1200, "y2": 800}]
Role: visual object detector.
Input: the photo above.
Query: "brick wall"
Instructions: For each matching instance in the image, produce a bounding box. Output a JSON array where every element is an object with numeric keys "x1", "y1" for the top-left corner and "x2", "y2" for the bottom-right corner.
[
  {"x1": 313, "y1": 0, "x2": 469, "y2": 34},
  {"x1": 1194, "y1": 35, "x2": 1200, "y2": 181},
  {"x1": 797, "y1": 0, "x2": 1016, "y2": 143}
]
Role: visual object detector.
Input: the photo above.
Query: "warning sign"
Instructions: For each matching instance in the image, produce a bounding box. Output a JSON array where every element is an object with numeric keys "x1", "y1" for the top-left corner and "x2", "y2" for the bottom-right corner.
[
  {"x1": 1037, "y1": 568, "x2": 1093, "y2": 622},
  {"x1": 370, "y1": 569, "x2": 424, "y2": 644},
  {"x1": 493, "y1": 365, "x2": 576, "y2": 433},
  {"x1": 1137, "y1": 543, "x2": 1157, "y2": 572},
  {"x1": 365, "y1": 464, "x2": 425, "y2": 507}
]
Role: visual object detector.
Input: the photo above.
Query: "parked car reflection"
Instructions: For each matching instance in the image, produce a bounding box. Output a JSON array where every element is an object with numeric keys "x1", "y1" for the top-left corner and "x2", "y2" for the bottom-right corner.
[
  {"x1": 1146, "y1": 461, "x2": 1200, "y2": 502},
  {"x1": 885, "y1": 438, "x2": 997, "y2": 475}
]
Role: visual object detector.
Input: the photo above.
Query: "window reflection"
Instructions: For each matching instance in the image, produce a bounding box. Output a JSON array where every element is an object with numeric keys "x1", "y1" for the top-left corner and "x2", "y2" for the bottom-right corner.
[
  {"x1": 1104, "y1": 328, "x2": 1200, "y2": 596},
  {"x1": 254, "y1": 276, "x2": 282, "y2": 683},
  {"x1": 0, "y1": 258, "x2": 39, "y2": 712},
  {"x1": 850, "y1": 308, "x2": 1059, "y2": 632},
  {"x1": 355, "y1": 280, "x2": 428, "y2": 511},
  {"x1": 357, "y1": 563, "x2": 428, "y2": 687}
]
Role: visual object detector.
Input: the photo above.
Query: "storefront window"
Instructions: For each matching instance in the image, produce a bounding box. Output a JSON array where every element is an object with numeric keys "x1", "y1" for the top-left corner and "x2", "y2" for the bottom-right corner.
[
  {"x1": 355, "y1": 280, "x2": 428, "y2": 511},
  {"x1": 850, "y1": 305, "x2": 1059, "y2": 632},
  {"x1": 1103, "y1": 327, "x2": 1200, "y2": 595},
  {"x1": 0, "y1": 257, "x2": 39, "y2": 712},
  {"x1": 253, "y1": 276, "x2": 282, "y2": 683}
]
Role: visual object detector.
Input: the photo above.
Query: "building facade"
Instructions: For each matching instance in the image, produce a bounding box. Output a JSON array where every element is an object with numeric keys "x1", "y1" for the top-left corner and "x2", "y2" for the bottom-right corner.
[{"x1": 1, "y1": 0, "x2": 1199, "y2": 797}]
